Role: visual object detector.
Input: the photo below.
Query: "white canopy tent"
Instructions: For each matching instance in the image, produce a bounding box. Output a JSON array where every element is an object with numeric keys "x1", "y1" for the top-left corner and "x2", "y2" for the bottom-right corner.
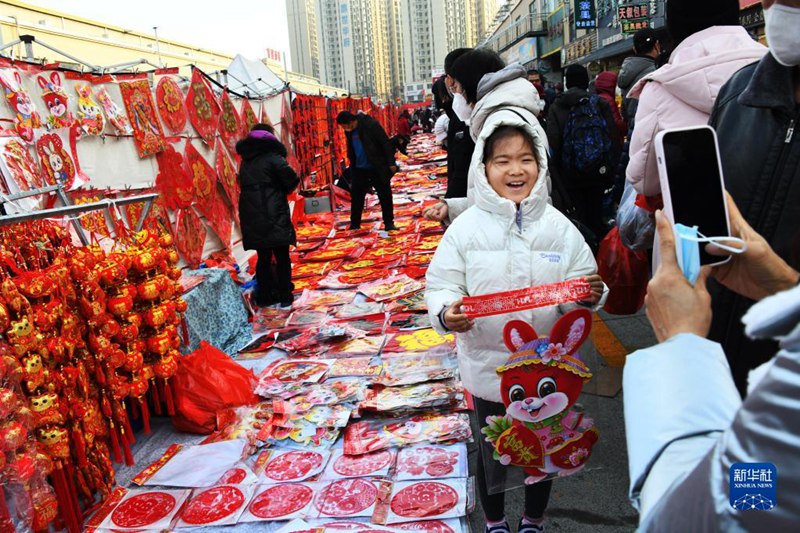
[{"x1": 224, "y1": 54, "x2": 287, "y2": 98}]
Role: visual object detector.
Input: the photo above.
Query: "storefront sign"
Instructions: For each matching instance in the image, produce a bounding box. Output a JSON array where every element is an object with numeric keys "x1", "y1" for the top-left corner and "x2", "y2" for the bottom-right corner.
[
  {"x1": 740, "y1": 5, "x2": 764, "y2": 28},
  {"x1": 618, "y1": 2, "x2": 651, "y2": 34},
  {"x1": 574, "y1": 0, "x2": 598, "y2": 29},
  {"x1": 566, "y1": 35, "x2": 595, "y2": 64}
]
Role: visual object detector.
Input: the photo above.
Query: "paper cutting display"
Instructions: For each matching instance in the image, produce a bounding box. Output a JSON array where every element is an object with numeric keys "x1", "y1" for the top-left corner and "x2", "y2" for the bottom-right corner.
[
  {"x1": 241, "y1": 483, "x2": 315, "y2": 521},
  {"x1": 119, "y1": 79, "x2": 167, "y2": 157},
  {"x1": 387, "y1": 479, "x2": 464, "y2": 523},
  {"x1": 241, "y1": 97, "x2": 259, "y2": 132},
  {"x1": 216, "y1": 145, "x2": 241, "y2": 221},
  {"x1": 263, "y1": 449, "x2": 330, "y2": 482},
  {"x1": 101, "y1": 489, "x2": 190, "y2": 530},
  {"x1": 36, "y1": 72, "x2": 73, "y2": 129},
  {"x1": 175, "y1": 207, "x2": 207, "y2": 268},
  {"x1": 185, "y1": 141, "x2": 231, "y2": 246},
  {"x1": 219, "y1": 90, "x2": 242, "y2": 154},
  {"x1": 96, "y1": 86, "x2": 133, "y2": 134},
  {"x1": 0, "y1": 69, "x2": 41, "y2": 142},
  {"x1": 156, "y1": 143, "x2": 194, "y2": 210},
  {"x1": 395, "y1": 444, "x2": 467, "y2": 481},
  {"x1": 0, "y1": 137, "x2": 42, "y2": 192},
  {"x1": 462, "y1": 279, "x2": 592, "y2": 319},
  {"x1": 35, "y1": 130, "x2": 78, "y2": 189},
  {"x1": 395, "y1": 519, "x2": 460, "y2": 533},
  {"x1": 186, "y1": 68, "x2": 221, "y2": 147},
  {"x1": 156, "y1": 76, "x2": 188, "y2": 133},
  {"x1": 314, "y1": 478, "x2": 379, "y2": 518},
  {"x1": 74, "y1": 83, "x2": 105, "y2": 135},
  {"x1": 177, "y1": 484, "x2": 251, "y2": 527},
  {"x1": 482, "y1": 309, "x2": 599, "y2": 484},
  {"x1": 323, "y1": 448, "x2": 395, "y2": 480}
]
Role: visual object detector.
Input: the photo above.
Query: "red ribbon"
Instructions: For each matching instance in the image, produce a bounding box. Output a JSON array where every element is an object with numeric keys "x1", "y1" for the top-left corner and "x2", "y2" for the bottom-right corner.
[{"x1": 462, "y1": 279, "x2": 592, "y2": 319}]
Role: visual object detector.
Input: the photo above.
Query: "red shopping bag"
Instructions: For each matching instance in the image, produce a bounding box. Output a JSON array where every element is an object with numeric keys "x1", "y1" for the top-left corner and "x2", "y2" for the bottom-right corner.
[
  {"x1": 597, "y1": 227, "x2": 649, "y2": 315},
  {"x1": 171, "y1": 341, "x2": 260, "y2": 434}
]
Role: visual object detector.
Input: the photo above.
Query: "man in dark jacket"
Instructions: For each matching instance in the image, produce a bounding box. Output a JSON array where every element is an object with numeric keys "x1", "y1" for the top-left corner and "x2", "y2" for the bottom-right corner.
[
  {"x1": 236, "y1": 124, "x2": 300, "y2": 307},
  {"x1": 707, "y1": 43, "x2": 800, "y2": 396},
  {"x1": 441, "y1": 48, "x2": 474, "y2": 199},
  {"x1": 336, "y1": 111, "x2": 397, "y2": 230},
  {"x1": 547, "y1": 64, "x2": 620, "y2": 239},
  {"x1": 618, "y1": 28, "x2": 660, "y2": 123}
]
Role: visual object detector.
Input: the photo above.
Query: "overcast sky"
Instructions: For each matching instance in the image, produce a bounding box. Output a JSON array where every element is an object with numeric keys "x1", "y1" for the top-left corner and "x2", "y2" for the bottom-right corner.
[{"x1": 25, "y1": 0, "x2": 293, "y2": 67}]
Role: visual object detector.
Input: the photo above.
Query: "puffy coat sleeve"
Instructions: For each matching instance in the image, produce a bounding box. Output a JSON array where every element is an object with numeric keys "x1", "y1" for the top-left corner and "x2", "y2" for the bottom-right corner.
[
  {"x1": 444, "y1": 197, "x2": 470, "y2": 222},
  {"x1": 559, "y1": 226, "x2": 608, "y2": 312},
  {"x1": 626, "y1": 82, "x2": 662, "y2": 196},
  {"x1": 425, "y1": 228, "x2": 468, "y2": 334},
  {"x1": 271, "y1": 155, "x2": 300, "y2": 194}
]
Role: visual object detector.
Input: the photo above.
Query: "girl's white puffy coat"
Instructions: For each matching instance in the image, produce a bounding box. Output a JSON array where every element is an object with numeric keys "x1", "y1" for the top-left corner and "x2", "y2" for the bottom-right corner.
[{"x1": 425, "y1": 109, "x2": 605, "y2": 403}]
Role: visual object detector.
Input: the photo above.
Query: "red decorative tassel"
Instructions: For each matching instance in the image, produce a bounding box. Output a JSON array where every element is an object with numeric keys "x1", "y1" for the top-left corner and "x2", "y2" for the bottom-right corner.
[
  {"x1": 95, "y1": 365, "x2": 106, "y2": 386},
  {"x1": 51, "y1": 466, "x2": 81, "y2": 533},
  {"x1": 72, "y1": 428, "x2": 88, "y2": 467},
  {"x1": 140, "y1": 398, "x2": 151, "y2": 434},
  {"x1": 163, "y1": 378, "x2": 175, "y2": 416},
  {"x1": 181, "y1": 317, "x2": 189, "y2": 346},
  {"x1": 119, "y1": 426, "x2": 134, "y2": 466},
  {"x1": 121, "y1": 410, "x2": 136, "y2": 445},
  {"x1": 108, "y1": 422, "x2": 122, "y2": 464},
  {"x1": 63, "y1": 462, "x2": 82, "y2": 529},
  {"x1": 129, "y1": 398, "x2": 139, "y2": 420},
  {"x1": 150, "y1": 379, "x2": 162, "y2": 415}
]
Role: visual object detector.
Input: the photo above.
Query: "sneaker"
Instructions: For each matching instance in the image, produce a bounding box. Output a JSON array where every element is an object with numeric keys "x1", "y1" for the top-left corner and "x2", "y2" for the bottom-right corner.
[
  {"x1": 517, "y1": 517, "x2": 544, "y2": 533},
  {"x1": 384, "y1": 223, "x2": 398, "y2": 231},
  {"x1": 484, "y1": 520, "x2": 510, "y2": 533},
  {"x1": 278, "y1": 293, "x2": 294, "y2": 309}
]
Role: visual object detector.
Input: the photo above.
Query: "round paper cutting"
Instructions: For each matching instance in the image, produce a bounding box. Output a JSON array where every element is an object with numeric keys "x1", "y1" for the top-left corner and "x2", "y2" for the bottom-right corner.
[
  {"x1": 315, "y1": 479, "x2": 378, "y2": 517},
  {"x1": 156, "y1": 77, "x2": 188, "y2": 133},
  {"x1": 181, "y1": 486, "x2": 245, "y2": 525},
  {"x1": 111, "y1": 492, "x2": 177, "y2": 528},
  {"x1": 218, "y1": 467, "x2": 248, "y2": 484},
  {"x1": 322, "y1": 522, "x2": 372, "y2": 530},
  {"x1": 249, "y1": 484, "x2": 313, "y2": 519},
  {"x1": 396, "y1": 520, "x2": 456, "y2": 533},
  {"x1": 333, "y1": 450, "x2": 393, "y2": 477},
  {"x1": 272, "y1": 361, "x2": 328, "y2": 382},
  {"x1": 390, "y1": 482, "x2": 458, "y2": 518},
  {"x1": 265, "y1": 450, "x2": 325, "y2": 481}
]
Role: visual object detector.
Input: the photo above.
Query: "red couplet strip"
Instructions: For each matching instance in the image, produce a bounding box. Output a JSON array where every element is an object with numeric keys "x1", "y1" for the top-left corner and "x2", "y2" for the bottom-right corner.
[{"x1": 461, "y1": 280, "x2": 592, "y2": 319}]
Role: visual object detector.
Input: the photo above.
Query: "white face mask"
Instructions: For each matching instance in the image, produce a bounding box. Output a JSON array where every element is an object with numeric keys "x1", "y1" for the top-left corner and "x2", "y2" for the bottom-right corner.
[
  {"x1": 451, "y1": 93, "x2": 473, "y2": 124},
  {"x1": 764, "y1": 4, "x2": 800, "y2": 67}
]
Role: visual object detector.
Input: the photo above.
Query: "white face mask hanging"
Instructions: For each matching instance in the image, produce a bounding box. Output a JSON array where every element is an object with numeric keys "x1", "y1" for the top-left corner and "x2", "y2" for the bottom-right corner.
[
  {"x1": 673, "y1": 223, "x2": 747, "y2": 285},
  {"x1": 764, "y1": 4, "x2": 800, "y2": 67},
  {"x1": 451, "y1": 93, "x2": 473, "y2": 124}
]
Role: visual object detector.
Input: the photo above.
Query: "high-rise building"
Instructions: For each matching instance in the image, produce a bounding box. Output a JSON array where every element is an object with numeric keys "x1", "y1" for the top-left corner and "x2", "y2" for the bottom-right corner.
[{"x1": 286, "y1": 0, "x2": 503, "y2": 102}]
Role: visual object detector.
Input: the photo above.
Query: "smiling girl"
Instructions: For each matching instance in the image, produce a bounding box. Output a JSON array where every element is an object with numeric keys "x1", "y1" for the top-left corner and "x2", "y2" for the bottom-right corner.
[{"x1": 426, "y1": 110, "x2": 607, "y2": 533}]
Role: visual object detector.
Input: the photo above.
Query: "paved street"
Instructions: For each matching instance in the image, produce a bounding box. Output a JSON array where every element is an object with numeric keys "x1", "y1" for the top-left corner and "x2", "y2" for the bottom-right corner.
[{"x1": 467, "y1": 310, "x2": 658, "y2": 532}]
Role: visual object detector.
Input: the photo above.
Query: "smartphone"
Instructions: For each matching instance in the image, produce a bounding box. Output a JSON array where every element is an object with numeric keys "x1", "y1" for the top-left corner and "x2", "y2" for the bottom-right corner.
[{"x1": 655, "y1": 126, "x2": 731, "y2": 267}]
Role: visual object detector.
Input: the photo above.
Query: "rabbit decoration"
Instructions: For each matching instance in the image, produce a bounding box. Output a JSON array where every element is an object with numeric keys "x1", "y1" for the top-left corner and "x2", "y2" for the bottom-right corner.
[
  {"x1": 96, "y1": 86, "x2": 133, "y2": 135},
  {"x1": 37, "y1": 72, "x2": 74, "y2": 129},
  {"x1": 74, "y1": 83, "x2": 105, "y2": 136},
  {"x1": 0, "y1": 70, "x2": 42, "y2": 143},
  {"x1": 35, "y1": 132, "x2": 76, "y2": 189},
  {"x1": 482, "y1": 309, "x2": 599, "y2": 484}
]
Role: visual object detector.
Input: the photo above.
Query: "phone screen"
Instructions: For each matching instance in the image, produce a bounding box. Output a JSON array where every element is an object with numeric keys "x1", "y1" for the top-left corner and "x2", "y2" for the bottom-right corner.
[{"x1": 662, "y1": 128, "x2": 728, "y2": 265}]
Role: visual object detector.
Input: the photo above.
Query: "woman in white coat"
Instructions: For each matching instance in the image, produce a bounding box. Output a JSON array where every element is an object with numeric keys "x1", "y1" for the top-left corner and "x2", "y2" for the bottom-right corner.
[{"x1": 425, "y1": 108, "x2": 606, "y2": 533}]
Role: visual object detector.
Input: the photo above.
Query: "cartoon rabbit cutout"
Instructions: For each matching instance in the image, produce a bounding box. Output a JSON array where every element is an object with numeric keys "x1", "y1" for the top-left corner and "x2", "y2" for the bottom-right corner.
[
  {"x1": 0, "y1": 70, "x2": 42, "y2": 143},
  {"x1": 36, "y1": 133, "x2": 76, "y2": 189},
  {"x1": 37, "y1": 72, "x2": 74, "y2": 129},
  {"x1": 74, "y1": 83, "x2": 105, "y2": 135},
  {"x1": 95, "y1": 86, "x2": 132, "y2": 134},
  {"x1": 482, "y1": 309, "x2": 599, "y2": 485}
]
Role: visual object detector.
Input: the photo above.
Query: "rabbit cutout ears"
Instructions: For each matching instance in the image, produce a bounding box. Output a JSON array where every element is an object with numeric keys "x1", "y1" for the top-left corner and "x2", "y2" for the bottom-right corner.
[{"x1": 498, "y1": 309, "x2": 592, "y2": 380}]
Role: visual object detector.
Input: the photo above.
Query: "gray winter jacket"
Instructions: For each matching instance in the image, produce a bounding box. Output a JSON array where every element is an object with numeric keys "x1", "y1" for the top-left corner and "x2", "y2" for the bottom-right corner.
[{"x1": 618, "y1": 55, "x2": 656, "y2": 122}]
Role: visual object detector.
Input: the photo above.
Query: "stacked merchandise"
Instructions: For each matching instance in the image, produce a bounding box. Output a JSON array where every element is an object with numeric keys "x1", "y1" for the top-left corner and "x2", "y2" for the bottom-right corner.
[
  {"x1": 0, "y1": 217, "x2": 185, "y2": 532},
  {"x1": 87, "y1": 134, "x2": 474, "y2": 532},
  {"x1": 292, "y1": 95, "x2": 335, "y2": 190}
]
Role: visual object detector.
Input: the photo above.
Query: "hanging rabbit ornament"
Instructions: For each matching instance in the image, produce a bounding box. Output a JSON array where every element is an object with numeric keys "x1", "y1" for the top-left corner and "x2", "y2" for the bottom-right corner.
[
  {"x1": 74, "y1": 83, "x2": 106, "y2": 136},
  {"x1": 35, "y1": 132, "x2": 77, "y2": 189},
  {"x1": 482, "y1": 309, "x2": 599, "y2": 485},
  {"x1": 96, "y1": 86, "x2": 133, "y2": 135},
  {"x1": 37, "y1": 72, "x2": 74, "y2": 130},
  {"x1": 0, "y1": 69, "x2": 42, "y2": 143}
]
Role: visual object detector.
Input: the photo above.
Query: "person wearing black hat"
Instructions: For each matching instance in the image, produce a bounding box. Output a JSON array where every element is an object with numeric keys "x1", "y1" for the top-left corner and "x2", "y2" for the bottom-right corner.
[
  {"x1": 618, "y1": 28, "x2": 661, "y2": 123},
  {"x1": 546, "y1": 64, "x2": 620, "y2": 239}
]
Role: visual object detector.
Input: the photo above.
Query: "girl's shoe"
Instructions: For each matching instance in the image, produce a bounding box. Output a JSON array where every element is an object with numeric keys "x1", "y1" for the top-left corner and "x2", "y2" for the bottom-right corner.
[
  {"x1": 517, "y1": 517, "x2": 544, "y2": 533},
  {"x1": 484, "y1": 520, "x2": 510, "y2": 533}
]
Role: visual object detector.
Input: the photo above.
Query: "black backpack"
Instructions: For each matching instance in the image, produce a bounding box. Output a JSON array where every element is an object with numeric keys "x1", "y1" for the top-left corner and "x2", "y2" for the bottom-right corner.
[{"x1": 561, "y1": 95, "x2": 614, "y2": 184}]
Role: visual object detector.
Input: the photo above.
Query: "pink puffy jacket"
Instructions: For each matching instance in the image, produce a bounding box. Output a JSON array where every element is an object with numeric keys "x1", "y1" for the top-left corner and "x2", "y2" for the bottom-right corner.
[{"x1": 626, "y1": 27, "x2": 766, "y2": 196}]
